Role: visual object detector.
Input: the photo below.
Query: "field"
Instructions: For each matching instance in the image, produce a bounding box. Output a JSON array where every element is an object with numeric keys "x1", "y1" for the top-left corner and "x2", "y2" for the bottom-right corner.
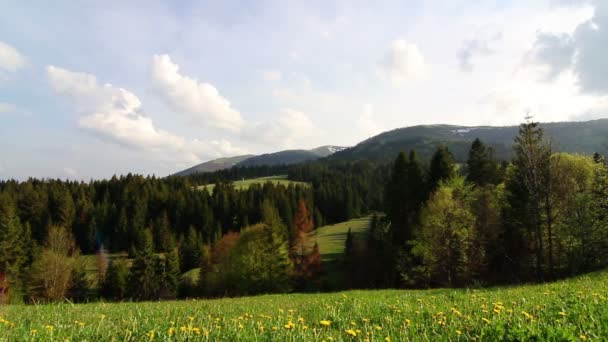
[
  {"x1": 310, "y1": 216, "x2": 371, "y2": 263},
  {"x1": 198, "y1": 175, "x2": 309, "y2": 192},
  {"x1": 1, "y1": 270, "x2": 607, "y2": 341}
]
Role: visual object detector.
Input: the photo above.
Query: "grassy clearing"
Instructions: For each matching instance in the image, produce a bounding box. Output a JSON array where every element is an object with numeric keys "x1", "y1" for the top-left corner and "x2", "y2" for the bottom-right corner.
[
  {"x1": 198, "y1": 175, "x2": 309, "y2": 192},
  {"x1": 1, "y1": 270, "x2": 607, "y2": 341},
  {"x1": 310, "y1": 216, "x2": 371, "y2": 263}
]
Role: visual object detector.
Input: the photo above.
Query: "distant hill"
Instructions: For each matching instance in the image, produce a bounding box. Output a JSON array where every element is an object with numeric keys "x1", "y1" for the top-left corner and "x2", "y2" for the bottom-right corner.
[
  {"x1": 237, "y1": 145, "x2": 347, "y2": 167},
  {"x1": 173, "y1": 155, "x2": 255, "y2": 176},
  {"x1": 175, "y1": 146, "x2": 347, "y2": 175},
  {"x1": 330, "y1": 119, "x2": 608, "y2": 162}
]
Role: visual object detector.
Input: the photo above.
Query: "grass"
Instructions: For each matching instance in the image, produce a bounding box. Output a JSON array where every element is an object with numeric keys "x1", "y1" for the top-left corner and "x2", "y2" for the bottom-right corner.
[
  {"x1": 310, "y1": 216, "x2": 372, "y2": 263},
  {"x1": 198, "y1": 175, "x2": 309, "y2": 192},
  {"x1": 1, "y1": 270, "x2": 607, "y2": 341}
]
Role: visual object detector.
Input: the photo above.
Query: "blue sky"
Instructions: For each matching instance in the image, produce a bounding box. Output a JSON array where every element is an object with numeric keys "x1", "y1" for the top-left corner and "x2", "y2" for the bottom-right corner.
[{"x1": 1, "y1": 0, "x2": 607, "y2": 179}]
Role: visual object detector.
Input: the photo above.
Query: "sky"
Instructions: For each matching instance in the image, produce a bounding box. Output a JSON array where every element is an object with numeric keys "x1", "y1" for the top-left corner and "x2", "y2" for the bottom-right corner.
[{"x1": 1, "y1": 0, "x2": 607, "y2": 180}]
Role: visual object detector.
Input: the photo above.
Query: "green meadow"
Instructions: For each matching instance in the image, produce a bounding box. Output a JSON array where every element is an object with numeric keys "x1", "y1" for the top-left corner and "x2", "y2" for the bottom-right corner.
[
  {"x1": 1, "y1": 270, "x2": 606, "y2": 341},
  {"x1": 198, "y1": 175, "x2": 309, "y2": 192}
]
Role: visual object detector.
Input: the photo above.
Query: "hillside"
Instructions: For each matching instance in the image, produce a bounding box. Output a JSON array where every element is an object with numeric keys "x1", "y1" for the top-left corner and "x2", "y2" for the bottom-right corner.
[
  {"x1": 236, "y1": 146, "x2": 347, "y2": 167},
  {"x1": 173, "y1": 155, "x2": 255, "y2": 176},
  {"x1": 331, "y1": 119, "x2": 608, "y2": 162},
  {"x1": 2, "y1": 269, "x2": 606, "y2": 340},
  {"x1": 175, "y1": 146, "x2": 347, "y2": 175}
]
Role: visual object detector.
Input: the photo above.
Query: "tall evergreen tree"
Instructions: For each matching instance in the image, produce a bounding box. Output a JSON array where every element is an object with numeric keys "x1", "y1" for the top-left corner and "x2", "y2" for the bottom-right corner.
[
  {"x1": 466, "y1": 138, "x2": 499, "y2": 186},
  {"x1": 511, "y1": 118, "x2": 552, "y2": 280},
  {"x1": 428, "y1": 145, "x2": 456, "y2": 193}
]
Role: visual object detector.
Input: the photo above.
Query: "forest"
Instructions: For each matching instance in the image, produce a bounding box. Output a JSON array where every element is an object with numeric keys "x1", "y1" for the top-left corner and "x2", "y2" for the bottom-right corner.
[{"x1": 0, "y1": 119, "x2": 607, "y2": 304}]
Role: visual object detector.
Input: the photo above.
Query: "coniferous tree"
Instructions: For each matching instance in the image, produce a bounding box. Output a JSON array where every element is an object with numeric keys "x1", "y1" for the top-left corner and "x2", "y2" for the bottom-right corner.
[
  {"x1": 127, "y1": 228, "x2": 156, "y2": 300},
  {"x1": 163, "y1": 248, "x2": 180, "y2": 299},
  {"x1": 509, "y1": 117, "x2": 552, "y2": 280},
  {"x1": 428, "y1": 145, "x2": 456, "y2": 193},
  {"x1": 102, "y1": 259, "x2": 129, "y2": 300},
  {"x1": 0, "y1": 194, "x2": 29, "y2": 303},
  {"x1": 466, "y1": 138, "x2": 500, "y2": 186}
]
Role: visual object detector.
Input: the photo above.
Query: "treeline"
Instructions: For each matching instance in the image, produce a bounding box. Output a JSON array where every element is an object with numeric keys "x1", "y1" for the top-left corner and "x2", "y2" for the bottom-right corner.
[
  {"x1": 345, "y1": 120, "x2": 608, "y2": 288},
  {"x1": 0, "y1": 174, "x2": 321, "y2": 303}
]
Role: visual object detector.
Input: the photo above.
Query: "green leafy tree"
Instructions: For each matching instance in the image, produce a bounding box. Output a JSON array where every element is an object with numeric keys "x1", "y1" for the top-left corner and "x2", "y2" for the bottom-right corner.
[
  {"x1": 413, "y1": 177, "x2": 474, "y2": 287},
  {"x1": 27, "y1": 226, "x2": 80, "y2": 302}
]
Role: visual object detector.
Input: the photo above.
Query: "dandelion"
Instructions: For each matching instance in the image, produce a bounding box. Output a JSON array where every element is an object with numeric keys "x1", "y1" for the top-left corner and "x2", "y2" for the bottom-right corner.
[
  {"x1": 522, "y1": 311, "x2": 534, "y2": 320},
  {"x1": 579, "y1": 334, "x2": 587, "y2": 340},
  {"x1": 385, "y1": 336, "x2": 391, "y2": 342},
  {"x1": 482, "y1": 318, "x2": 491, "y2": 324},
  {"x1": 456, "y1": 330, "x2": 462, "y2": 336},
  {"x1": 320, "y1": 320, "x2": 332, "y2": 327},
  {"x1": 284, "y1": 321, "x2": 295, "y2": 329},
  {"x1": 404, "y1": 319, "x2": 411, "y2": 326},
  {"x1": 167, "y1": 327, "x2": 176, "y2": 336},
  {"x1": 375, "y1": 325, "x2": 382, "y2": 331},
  {"x1": 345, "y1": 329, "x2": 357, "y2": 337}
]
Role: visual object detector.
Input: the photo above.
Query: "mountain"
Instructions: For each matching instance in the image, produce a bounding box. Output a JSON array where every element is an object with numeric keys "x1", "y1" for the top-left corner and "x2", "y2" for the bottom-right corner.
[
  {"x1": 173, "y1": 155, "x2": 255, "y2": 176},
  {"x1": 236, "y1": 146, "x2": 347, "y2": 167},
  {"x1": 330, "y1": 119, "x2": 608, "y2": 163},
  {"x1": 175, "y1": 146, "x2": 348, "y2": 175}
]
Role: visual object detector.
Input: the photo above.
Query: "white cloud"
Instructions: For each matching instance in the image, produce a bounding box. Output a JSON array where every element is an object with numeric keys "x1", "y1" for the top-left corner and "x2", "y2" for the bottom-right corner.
[
  {"x1": 458, "y1": 30, "x2": 502, "y2": 72},
  {"x1": 529, "y1": 1, "x2": 608, "y2": 94},
  {"x1": 47, "y1": 65, "x2": 246, "y2": 164},
  {"x1": 0, "y1": 41, "x2": 24, "y2": 72},
  {"x1": 261, "y1": 69, "x2": 282, "y2": 81},
  {"x1": 150, "y1": 54, "x2": 244, "y2": 132},
  {"x1": 377, "y1": 39, "x2": 430, "y2": 86},
  {"x1": 357, "y1": 104, "x2": 382, "y2": 138},
  {"x1": 246, "y1": 108, "x2": 318, "y2": 149}
]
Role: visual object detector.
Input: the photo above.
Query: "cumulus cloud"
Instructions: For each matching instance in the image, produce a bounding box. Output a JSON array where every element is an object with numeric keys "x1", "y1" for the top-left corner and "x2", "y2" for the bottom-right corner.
[
  {"x1": 357, "y1": 104, "x2": 382, "y2": 138},
  {"x1": 261, "y1": 69, "x2": 282, "y2": 81},
  {"x1": 529, "y1": 1, "x2": 608, "y2": 94},
  {"x1": 150, "y1": 54, "x2": 244, "y2": 132},
  {"x1": 47, "y1": 65, "x2": 245, "y2": 164},
  {"x1": 245, "y1": 108, "x2": 318, "y2": 149},
  {"x1": 0, "y1": 41, "x2": 24, "y2": 72},
  {"x1": 529, "y1": 33, "x2": 575, "y2": 80},
  {"x1": 458, "y1": 31, "x2": 502, "y2": 72},
  {"x1": 377, "y1": 39, "x2": 430, "y2": 86}
]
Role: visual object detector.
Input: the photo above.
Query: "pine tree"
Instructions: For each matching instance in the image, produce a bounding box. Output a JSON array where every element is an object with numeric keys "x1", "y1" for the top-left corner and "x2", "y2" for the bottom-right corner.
[
  {"x1": 466, "y1": 138, "x2": 499, "y2": 186},
  {"x1": 127, "y1": 229, "x2": 157, "y2": 300},
  {"x1": 0, "y1": 194, "x2": 28, "y2": 303},
  {"x1": 101, "y1": 259, "x2": 129, "y2": 300},
  {"x1": 428, "y1": 145, "x2": 456, "y2": 192},
  {"x1": 510, "y1": 117, "x2": 552, "y2": 280},
  {"x1": 163, "y1": 248, "x2": 180, "y2": 299}
]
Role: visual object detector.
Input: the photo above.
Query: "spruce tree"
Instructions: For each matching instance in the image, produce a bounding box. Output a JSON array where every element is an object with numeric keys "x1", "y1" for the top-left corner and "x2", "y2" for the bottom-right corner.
[
  {"x1": 466, "y1": 138, "x2": 499, "y2": 186},
  {"x1": 428, "y1": 145, "x2": 456, "y2": 192}
]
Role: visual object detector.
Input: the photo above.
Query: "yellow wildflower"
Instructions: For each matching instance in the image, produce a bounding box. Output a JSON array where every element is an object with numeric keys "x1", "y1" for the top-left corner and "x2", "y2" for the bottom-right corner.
[
  {"x1": 284, "y1": 321, "x2": 296, "y2": 329},
  {"x1": 320, "y1": 320, "x2": 332, "y2": 327},
  {"x1": 345, "y1": 329, "x2": 357, "y2": 337}
]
